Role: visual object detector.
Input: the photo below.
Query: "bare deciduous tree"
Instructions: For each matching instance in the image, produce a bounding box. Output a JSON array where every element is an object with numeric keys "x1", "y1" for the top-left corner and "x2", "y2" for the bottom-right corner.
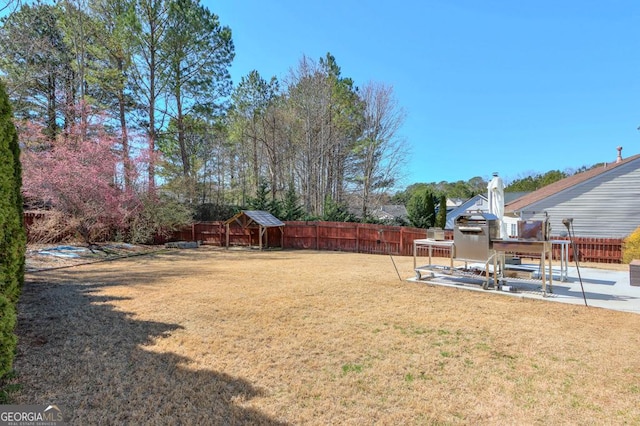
[
  {"x1": 1, "y1": 0, "x2": 25, "y2": 14},
  {"x1": 349, "y1": 81, "x2": 408, "y2": 219},
  {"x1": 285, "y1": 54, "x2": 360, "y2": 217}
]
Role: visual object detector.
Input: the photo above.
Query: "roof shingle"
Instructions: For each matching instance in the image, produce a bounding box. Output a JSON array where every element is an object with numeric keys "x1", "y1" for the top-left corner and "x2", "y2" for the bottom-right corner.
[{"x1": 505, "y1": 154, "x2": 640, "y2": 212}]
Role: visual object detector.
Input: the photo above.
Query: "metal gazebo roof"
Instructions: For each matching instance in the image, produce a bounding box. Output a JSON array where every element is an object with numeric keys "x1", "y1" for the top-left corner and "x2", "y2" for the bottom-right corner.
[
  {"x1": 224, "y1": 210, "x2": 285, "y2": 227},
  {"x1": 224, "y1": 210, "x2": 285, "y2": 249}
]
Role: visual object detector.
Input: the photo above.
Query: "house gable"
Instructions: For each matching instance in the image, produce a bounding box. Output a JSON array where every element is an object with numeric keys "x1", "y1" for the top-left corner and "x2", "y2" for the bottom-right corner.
[
  {"x1": 505, "y1": 154, "x2": 640, "y2": 238},
  {"x1": 445, "y1": 195, "x2": 488, "y2": 230}
]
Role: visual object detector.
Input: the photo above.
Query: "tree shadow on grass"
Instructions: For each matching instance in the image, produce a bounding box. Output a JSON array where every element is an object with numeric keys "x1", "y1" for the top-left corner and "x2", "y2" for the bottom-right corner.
[{"x1": 13, "y1": 274, "x2": 289, "y2": 425}]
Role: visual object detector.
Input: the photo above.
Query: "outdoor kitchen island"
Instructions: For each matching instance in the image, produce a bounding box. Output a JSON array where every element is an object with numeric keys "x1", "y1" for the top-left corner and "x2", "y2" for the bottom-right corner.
[
  {"x1": 413, "y1": 238, "x2": 501, "y2": 290},
  {"x1": 413, "y1": 213, "x2": 555, "y2": 295},
  {"x1": 413, "y1": 238, "x2": 555, "y2": 295},
  {"x1": 413, "y1": 213, "x2": 504, "y2": 289},
  {"x1": 492, "y1": 239, "x2": 554, "y2": 294}
]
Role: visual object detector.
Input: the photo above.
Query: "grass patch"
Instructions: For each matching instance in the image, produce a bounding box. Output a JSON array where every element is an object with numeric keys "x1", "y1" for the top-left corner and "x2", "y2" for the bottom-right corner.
[
  {"x1": 0, "y1": 371, "x2": 21, "y2": 404},
  {"x1": 341, "y1": 363, "x2": 364, "y2": 374},
  {"x1": 12, "y1": 248, "x2": 640, "y2": 424}
]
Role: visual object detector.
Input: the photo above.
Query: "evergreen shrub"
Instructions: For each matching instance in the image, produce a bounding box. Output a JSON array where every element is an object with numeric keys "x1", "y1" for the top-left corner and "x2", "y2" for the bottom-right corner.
[{"x1": 0, "y1": 79, "x2": 26, "y2": 379}]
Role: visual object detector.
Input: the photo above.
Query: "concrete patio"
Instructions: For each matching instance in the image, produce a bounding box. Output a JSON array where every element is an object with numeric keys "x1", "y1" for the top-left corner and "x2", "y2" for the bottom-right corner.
[{"x1": 408, "y1": 263, "x2": 640, "y2": 315}]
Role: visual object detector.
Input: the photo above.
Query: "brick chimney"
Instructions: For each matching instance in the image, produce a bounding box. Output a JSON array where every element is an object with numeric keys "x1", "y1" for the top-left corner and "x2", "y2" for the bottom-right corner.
[{"x1": 616, "y1": 146, "x2": 623, "y2": 163}]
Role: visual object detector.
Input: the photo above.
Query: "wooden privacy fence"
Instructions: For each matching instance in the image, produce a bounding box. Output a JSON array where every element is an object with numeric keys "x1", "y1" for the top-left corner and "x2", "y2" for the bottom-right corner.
[
  {"x1": 283, "y1": 221, "x2": 434, "y2": 256},
  {"x1": 167, "y1": 221, "x2": 624, "y2": 263},
  {"x1": 23, "y1": 212, "x2": 46, "y2": 227},
  {"x1": 554, "y1": 237, "x2": 624, "y2": 264},
  {"x1": 23, "y1": 213, "x2": 624, "y2": 263}
]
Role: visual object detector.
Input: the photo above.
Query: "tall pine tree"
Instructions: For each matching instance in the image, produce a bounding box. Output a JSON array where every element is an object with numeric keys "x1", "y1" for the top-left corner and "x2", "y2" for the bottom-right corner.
[{"x1": 281, "y1": 181, "x2": 304, "y2": 221}]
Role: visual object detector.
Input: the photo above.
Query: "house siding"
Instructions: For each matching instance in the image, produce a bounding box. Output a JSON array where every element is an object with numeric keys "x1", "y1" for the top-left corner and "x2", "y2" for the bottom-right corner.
[{"x1": 517, "y1": 160, "x2": 640, "y2": 238}]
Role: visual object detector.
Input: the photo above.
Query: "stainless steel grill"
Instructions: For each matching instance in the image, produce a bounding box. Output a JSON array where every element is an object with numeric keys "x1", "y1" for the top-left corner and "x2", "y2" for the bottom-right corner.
[
  {"x1": 518, "y1": 219, "x2": 550, "y2": 241},
  {"x1": 453, "y1": 212, "x2": 500, "y2": 261}
]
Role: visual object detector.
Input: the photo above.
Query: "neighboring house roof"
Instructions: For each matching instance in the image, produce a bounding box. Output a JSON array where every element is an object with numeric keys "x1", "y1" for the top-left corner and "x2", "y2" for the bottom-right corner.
[
  {"x1": 442, "y1": 192, "x2": 530, "y2": 230},
  {"x1": 505, "y1": 154, "x2": 640, "y2": 213},
  {"x1": 504, "y1": 191, "x2": 530, "y2": 204},
  {"x1": 445, "y1": 194, "x2": 488, "y2": 229},
  {"x1": 372, "y1": 205, "x2": 408, "y2": 220},
  {"x1": 446, "y1": 198, "x2": 464, "y2": 209},
  {"x1": 383, "y1": 204, "x2": 408, "y2": 218}
]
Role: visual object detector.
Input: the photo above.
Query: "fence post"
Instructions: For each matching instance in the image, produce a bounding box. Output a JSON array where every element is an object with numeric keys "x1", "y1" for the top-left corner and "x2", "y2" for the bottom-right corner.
[{"x1": 156, "y1": 220, "x2": 622, "y2": 262}]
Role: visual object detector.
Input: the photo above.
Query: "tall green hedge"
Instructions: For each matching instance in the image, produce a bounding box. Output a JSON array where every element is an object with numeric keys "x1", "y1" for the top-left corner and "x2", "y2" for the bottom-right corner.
[
  {"x1": 407, "y1": 188, "x2": 436, "y2": 229},
  {"x1": 0, "y1": 79, "x2": 26, "y2": 380}
]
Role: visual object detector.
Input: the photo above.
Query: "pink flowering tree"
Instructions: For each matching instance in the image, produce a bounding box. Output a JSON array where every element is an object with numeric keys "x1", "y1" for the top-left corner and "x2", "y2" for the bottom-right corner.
[{"x1": 20, "y1": 105, "x2": 139, "y2": 243}]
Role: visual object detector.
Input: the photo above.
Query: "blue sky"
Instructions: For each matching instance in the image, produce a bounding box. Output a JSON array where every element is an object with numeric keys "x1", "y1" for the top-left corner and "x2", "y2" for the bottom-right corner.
[{"x1": 210, "y1": 0, "x2": 640, "y2": 188}]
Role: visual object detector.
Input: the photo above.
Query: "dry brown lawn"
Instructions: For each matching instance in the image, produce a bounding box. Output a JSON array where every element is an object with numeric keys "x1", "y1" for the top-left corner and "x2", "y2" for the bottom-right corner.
[{"x1": 11, "y1": 247, "x2": 640, "y2": 424}]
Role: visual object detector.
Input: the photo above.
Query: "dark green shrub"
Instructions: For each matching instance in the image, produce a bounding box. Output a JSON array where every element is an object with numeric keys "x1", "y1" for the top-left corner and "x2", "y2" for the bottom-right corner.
[
  {"x1": 281, "y1": 183, "x2": 304, "y2": 221},
  {"x1": 435, "y1": 194, "x2": 447, "y2": 229},
  {"x1": 247, "y1": 179, "x2": 283, "y2": 218},
  {"x1": 322, "y1": 196, "x2": 356, "y2": 222},
  {"x1": 0, "y1": 295, "x2": 17, "y2": 379},
  {"x1": 194, "y1": 203, "x2": 240, "y2": 221},
  {"x1": 0, "y1": 79, "x2": 26, "y2": 379},
  {"x1": 407, "y1": 188, "x2": 436, "y2": 229}
]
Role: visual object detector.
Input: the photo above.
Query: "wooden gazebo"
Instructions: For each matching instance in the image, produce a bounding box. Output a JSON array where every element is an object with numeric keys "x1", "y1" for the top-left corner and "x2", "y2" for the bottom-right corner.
[{"x1": 224, "y1": 210, "x2": 285, "y2": 249}]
